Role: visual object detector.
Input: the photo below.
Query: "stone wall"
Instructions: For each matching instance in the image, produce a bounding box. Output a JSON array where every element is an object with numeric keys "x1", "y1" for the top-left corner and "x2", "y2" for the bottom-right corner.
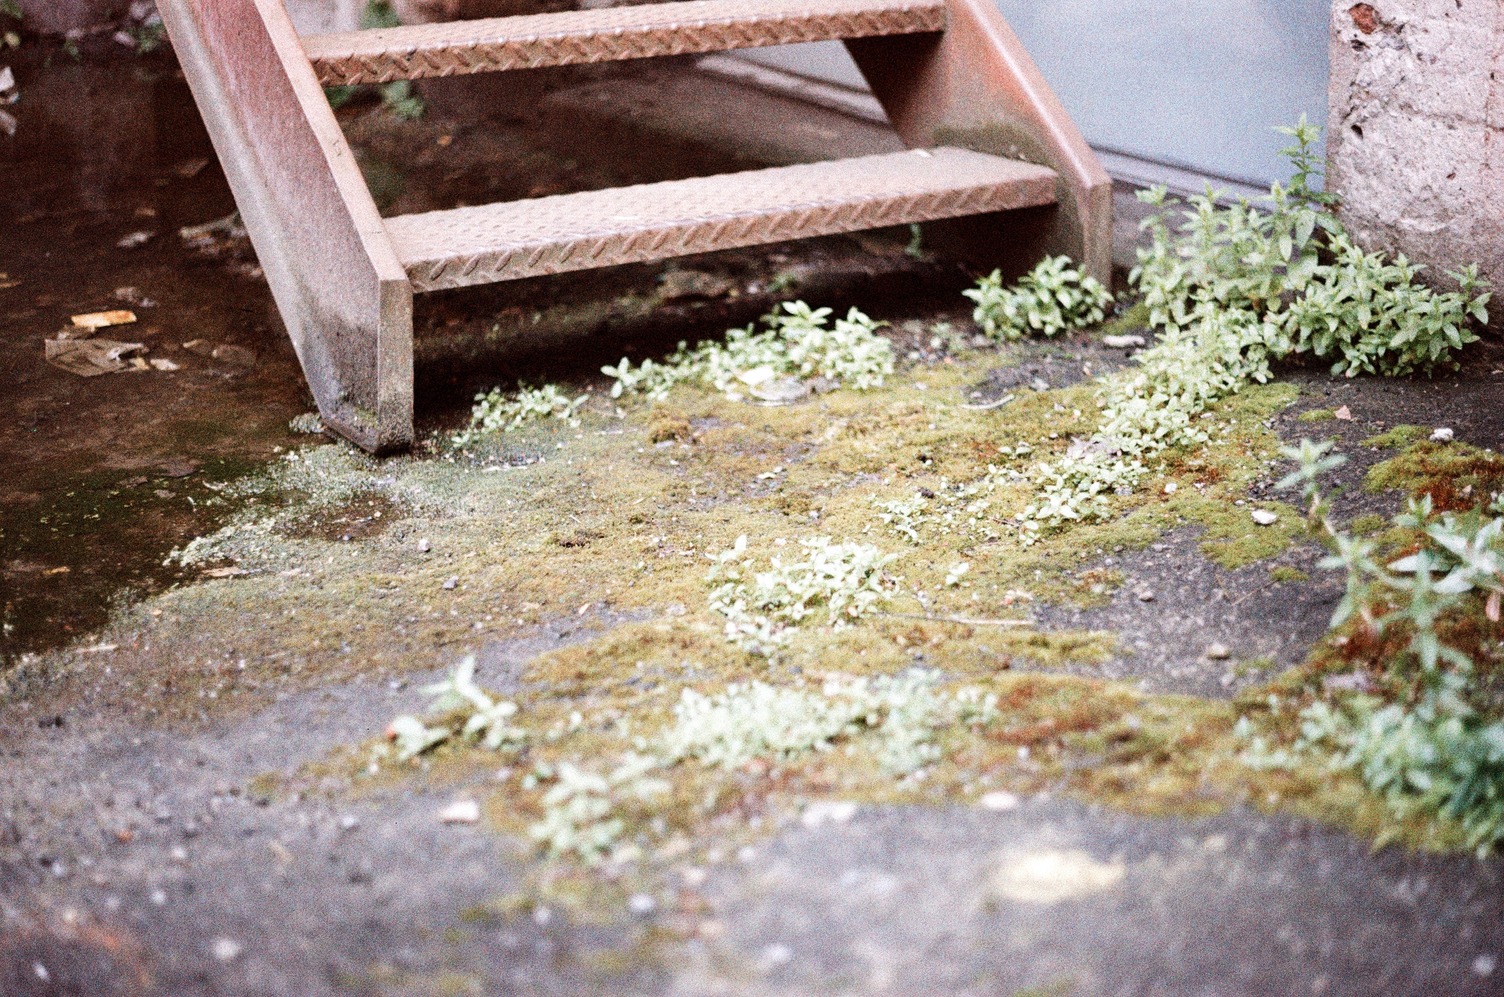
[{"x1": 1327, "y1": 1, "x2": 1504, "y2": 309}]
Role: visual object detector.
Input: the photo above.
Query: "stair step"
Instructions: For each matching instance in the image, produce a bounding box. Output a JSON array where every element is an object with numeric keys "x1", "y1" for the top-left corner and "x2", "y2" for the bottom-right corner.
[
  {"x1": 305, "y1": 0, "x2": 944, "y2": 86},
  {"x1": 385, "y1": 148, "x2": 1056, "y2": 292}
]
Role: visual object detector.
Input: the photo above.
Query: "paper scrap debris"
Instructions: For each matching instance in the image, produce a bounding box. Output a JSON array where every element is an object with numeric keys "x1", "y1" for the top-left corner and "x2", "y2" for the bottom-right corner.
[
  {"x1": 70, "y1": 310, "x2": 137, "y2": 331},
  {"x1": 1102, "y1": 334, "x2": 1146, "y2": 349},
  {"x1": 45, "y1": 338, "x2": 145, "y2": 376}
]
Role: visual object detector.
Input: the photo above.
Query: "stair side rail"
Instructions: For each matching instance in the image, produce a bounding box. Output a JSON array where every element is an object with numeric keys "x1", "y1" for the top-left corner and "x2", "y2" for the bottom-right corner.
[
  {"x1": 159, "y1": 0, "x2": 415, "y2": 451},
  {"x1": 846, "y1": 0, "x2": 1112, "y2": 284}
]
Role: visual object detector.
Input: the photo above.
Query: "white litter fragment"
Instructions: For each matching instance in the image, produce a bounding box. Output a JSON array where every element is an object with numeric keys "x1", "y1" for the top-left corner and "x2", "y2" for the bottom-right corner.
[
  {"x1": 438, "y1": 799, "x2": 480, "y2": 824},
  {"x1": 1102, "y1": 334, "x2": 1146, "y2": 349}
]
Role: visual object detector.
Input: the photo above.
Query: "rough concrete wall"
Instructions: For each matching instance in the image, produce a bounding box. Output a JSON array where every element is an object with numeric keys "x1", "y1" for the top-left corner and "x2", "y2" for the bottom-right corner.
[{"x1": 1327, "y1": 1, "x2": 1504, "y2": 307}]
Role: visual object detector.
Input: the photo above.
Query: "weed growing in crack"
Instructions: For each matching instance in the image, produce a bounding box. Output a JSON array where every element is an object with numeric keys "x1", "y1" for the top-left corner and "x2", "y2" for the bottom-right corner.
[
  {"x1": 965, "y1": 254, "x2": 1113, "y2": 341},
  {"x1": 529, "y1": 754, "x2": 668, "y2": 864},
  {"x1": 661, "y1": 671, "x2": 998, "y2": 775},
  {"x1": 384, "y1": 656, "x2": 526, "y2": 760},
  {"x1": 603, "y1": 301, "x2": 894, "y2": 402},
  {"x1": 1236, "y1": 440, "x2": 1504, "y2": 854},
  {"x1": 1008, "y1": 118, "x2": 1489, "y2": 539},
  {"x1": 451, "y1": 383, "x2": 587, "y2": 448},
  {"x1": 706, "y1": 535, "x2": 897, "y2": 655}
]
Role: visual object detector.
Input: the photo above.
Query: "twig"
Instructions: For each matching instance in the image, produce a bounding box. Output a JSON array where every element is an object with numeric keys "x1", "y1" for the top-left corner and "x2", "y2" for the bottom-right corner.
[
  {"x1": 876, "y1": 611, "x2": 1035, "y2": 627},
  {"x1": 961, "y1": 393, "x2": 1015, "y2": 411}
]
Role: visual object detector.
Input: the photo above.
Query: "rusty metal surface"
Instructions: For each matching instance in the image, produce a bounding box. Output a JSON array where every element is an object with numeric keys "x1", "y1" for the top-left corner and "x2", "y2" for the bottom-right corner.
[
  {"x1": 305, "y1": 0, "x2": 945, "y2": 85},
  {"x1": 846, "y1": 0, "x2": 1113, "y2": 283},
  {"x1": 158, "y1": 0, "x2": 414, "y2": 451},
  {"x1": 385, "y1": 147, "x2": 1055, "y2": 291}
]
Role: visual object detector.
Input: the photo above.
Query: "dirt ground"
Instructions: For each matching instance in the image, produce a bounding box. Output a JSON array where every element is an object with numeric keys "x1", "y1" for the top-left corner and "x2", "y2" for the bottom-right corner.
[{"x1": 3, "y1": 39, "x2": 1504, "y2": 997}]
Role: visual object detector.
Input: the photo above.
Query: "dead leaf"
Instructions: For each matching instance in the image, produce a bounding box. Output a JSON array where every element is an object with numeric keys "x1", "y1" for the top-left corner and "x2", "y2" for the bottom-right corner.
[{"x1": 70, "y1": 310, "x2": 137, "y2": 331}]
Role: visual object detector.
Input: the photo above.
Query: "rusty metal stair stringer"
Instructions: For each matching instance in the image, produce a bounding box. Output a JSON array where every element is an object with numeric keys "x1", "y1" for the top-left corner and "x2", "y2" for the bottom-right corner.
[
  {"x1": 157, "y1": 0, "x2": 414, "y2": 453},
  {"x1": 845, "y1": 0, "x2": 1113, "y2": 284}
]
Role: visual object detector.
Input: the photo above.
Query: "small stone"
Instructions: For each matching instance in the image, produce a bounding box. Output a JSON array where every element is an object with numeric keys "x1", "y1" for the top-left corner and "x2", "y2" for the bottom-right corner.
[
  {"x1": 1250, "y1": 510, "x2": 1279, "y2": 526},
  {"x1": 1029, "y1": 378, "x2": 1050, "y2": 392},
  {"x1": 442, "y1": 576, "x2": 458, "y2": 590},
  {"x1": 418, "y1": 538, "x2": 431, "y2": 553},
  {"x1": 627, "y1": 893, "x2": 657, "y2": 916},
  {"x1": 800, "y1": 801, "x2": 857, "y2": 828},
  {"x1": 979, "y1": 790, "x2": 1021, "y2": 811},
  {"x1": 759, "y1": 943, "x2": 794, "y2": 970},
  {"x1": 1473, "y1": 954, "x2": 1497, "y2": 978},
  {"x1": 1136, "y1": 590, "x2": 1155, "y2": 603},
  {"x1": 210, "y1": 937, "x2": 243, "y2": 963},
  {"x1": 1163, "y1": 482, "x2": 1177, "y2": 495},
  {"x1": 1334, "y1": 405, "x2": 1352, "y2": 421},
  {"x1": 438, "y1": 800, "x2": 480, "y2": 824},
  {"x1": 1102, "y1": 334, "x2": 1145, "y2": 349},
  {"x1": 338, "y1": 815, "x2": 359, "y2": 832},
  {"x1": 1431, "y1": 427, "x2": 1454, "y2": 442},
  {"x1": 1206, "y1": 642, "x2": 1231, "y2": 660}
]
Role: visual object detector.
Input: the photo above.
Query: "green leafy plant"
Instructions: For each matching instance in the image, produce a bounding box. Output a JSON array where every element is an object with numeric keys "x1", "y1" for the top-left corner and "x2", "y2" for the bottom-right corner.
[
  {"x1": 385, "y1": 656, "x2": 526, "y2": 760},
  {"x1": 706, "y1": 535, "x2": 897, "y2": 654},
  {"x1": 1244, "y1": 439, "x2": 1504, "y2": 853},
  {"x1": 965, "y1": 255, "x2": 1113, "y2": 341},
  {"x1": 451, "y1": 383, "x2": 586, "y2": 448},
  {"x1": 1132, "y1": 116, "x2": 1489, "y2": 376},
  {"x1": 604, "y1": 301, "x2": 894, "y2": 402}
]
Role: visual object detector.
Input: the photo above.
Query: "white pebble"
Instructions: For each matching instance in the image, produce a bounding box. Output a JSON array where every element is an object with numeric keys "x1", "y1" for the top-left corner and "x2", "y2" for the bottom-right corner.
[
  {"x1": 1250, "y1": 509, "x2": 1279, "y2": 526},
  {"x1": 627, "y1": 893, "x2": 657, "y2": 916},
  {"x1": 801, "y1": 801, "x2": 858, "y2": 827},
  {"x1": 1474, "y1": 954, "x2": 1497, "y2": 977},
  {"x1": 979, "y1": 790, "x2": 1021, "y2": 811},
  {"x1": 1431, "y1": 427, "x2": 1454, "y2": 442},
  {"x1": 1163, "y1": 482, "x2": 1178, "y2": 495},
  {"x1": 1102, "y1": 334, "x2": 1146, "y2": 349},
  {"x1": 1206, "y1": 643, "x2": 1231, "y2": 660},
  {"x1": 438, "y1": 799, "x2": 480, "y2": 824},
  {"x1": 211, "y1": 937, "x2": 243, "y2": 963}
]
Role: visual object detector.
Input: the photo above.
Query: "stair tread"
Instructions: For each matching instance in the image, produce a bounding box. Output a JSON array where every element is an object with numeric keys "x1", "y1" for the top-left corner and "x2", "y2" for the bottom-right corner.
[
  {"x1": 305, "y1": 0, "x2": 944, "y2": 85},
  {"x1": 385, "y1": 148, "x2": 1056, "y2": 291}
]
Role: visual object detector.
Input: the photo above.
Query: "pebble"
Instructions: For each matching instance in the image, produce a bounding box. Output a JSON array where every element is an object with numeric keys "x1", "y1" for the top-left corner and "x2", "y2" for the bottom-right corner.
[
  {"x1": 1136, "y1": 590, "x2": 1155, "y2": 602},
  {"x1": 627, "y1": 893, "x2": 657, "y2": 916},
  {"x1": 1250, "y1": 509, "x2": 1279, "y2": 526},
  {"x1": 1474, "y1": 954, "x2": 1497, "y2": 978},
  {"x1": 800, "y1": 801, "x2": 858, "y2": 827},
  {"x1": 338, "y1": 815, "x2": 359, "y2": 832},
  {"x1": 1431, "y1": 427, "x2": 1454, "y2": 442},
  {"x1": 210, "y1": 937, "x2": 243, "y2": 963},
  {"x1": 418, "y1": 538, "x2": 431, "y2": 553},
  {"x1": 438, "y1": 800, "x2": 480, "y2": 824},
  {"x1": 1206, "y1": 643, "x2": 1231, "y2": 660},
  {"x1": 979, "y1": 790, "x2": 1021, "y2": 811},
  {"x1": 1163, "y1": 482, "x2": 1178, "y2": 495},
  {"x1": 442, "y1": 576, "x2": 458, "y2": 590}
]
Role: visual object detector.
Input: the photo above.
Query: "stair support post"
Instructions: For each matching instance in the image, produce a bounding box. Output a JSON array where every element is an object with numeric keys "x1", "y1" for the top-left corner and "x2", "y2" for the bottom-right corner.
[
  {"x1": 845, "y1": 0, "x2": 1113, "y2": 284},
  {"x1": 158, "y1": 0, "x2": 415, "y2": 451}
]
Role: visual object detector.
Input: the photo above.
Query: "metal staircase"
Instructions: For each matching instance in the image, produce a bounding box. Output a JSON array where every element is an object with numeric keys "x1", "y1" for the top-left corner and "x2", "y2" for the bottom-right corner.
[{"x1": 158, "y1": 0, "x2": 1111, "y2": 452}]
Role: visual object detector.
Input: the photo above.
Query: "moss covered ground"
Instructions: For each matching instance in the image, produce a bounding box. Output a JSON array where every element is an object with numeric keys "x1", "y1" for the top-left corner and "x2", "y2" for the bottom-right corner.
[{"x1": 34, "y1": 303, "x2": 1489, "y2": 869}]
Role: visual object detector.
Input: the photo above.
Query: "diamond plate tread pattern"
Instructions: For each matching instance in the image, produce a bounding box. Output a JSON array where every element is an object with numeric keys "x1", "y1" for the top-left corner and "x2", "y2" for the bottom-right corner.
[
  {"x1": 305, "y1": 0, "x2": 945, "y2": 85},
  {"x1": 385, "y1": 148, "x2": 1057, "y2": 292}
]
